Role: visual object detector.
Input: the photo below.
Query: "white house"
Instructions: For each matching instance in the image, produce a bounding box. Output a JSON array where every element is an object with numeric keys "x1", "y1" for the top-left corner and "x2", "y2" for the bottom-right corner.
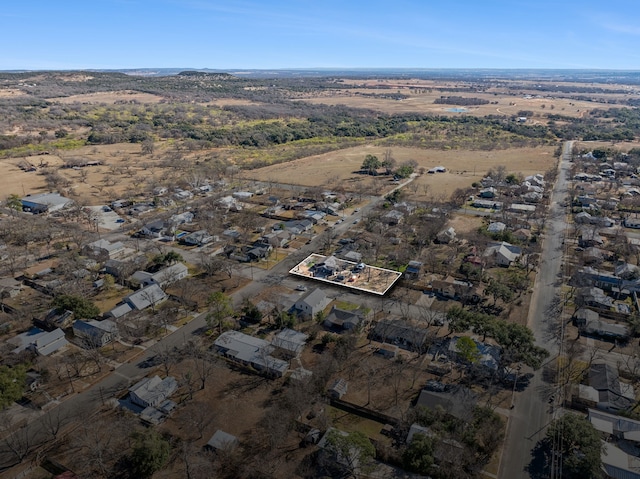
[
  {"x1": 294, "y1": 288, "x2": 331, "y2": 318},
  {"x1": 483, "y1": 241, "x2": 521, "y2": 267},
  {"x1": 129, "y1": 375, "x2": 178, "y2": 408}
]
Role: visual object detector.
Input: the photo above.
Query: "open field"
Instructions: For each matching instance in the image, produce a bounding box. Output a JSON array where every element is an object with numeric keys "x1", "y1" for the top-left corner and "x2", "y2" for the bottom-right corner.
[
  {"x1": 46, "y1": 90, "x2": 165, "y2": 104},
  {"x1": 243, "y1": 145, "x2": 557, "y2": 198},
  {"x1": 0, "y1": 143, "x2": 171, "y2": 204},
  {"x1": 297, "y1": 79, "x2": 603, "y2": 118}
]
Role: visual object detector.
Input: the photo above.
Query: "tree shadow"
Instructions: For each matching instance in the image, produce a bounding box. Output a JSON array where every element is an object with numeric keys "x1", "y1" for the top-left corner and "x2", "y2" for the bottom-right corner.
[{"x1": 526, "y1": 439, "x2": 551, "y2": 479}]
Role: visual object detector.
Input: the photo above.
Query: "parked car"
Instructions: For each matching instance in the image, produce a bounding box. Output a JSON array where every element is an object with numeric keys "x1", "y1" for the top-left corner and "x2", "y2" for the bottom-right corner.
[{"x1": 295, "y1": 285, "x2": 307, "y2": 291}]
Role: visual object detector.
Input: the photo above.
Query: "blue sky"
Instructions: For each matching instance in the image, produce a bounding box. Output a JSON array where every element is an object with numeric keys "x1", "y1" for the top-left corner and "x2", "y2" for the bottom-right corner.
[{"x1": 2, "y1": 0, "x2": 640, "y2": 70}]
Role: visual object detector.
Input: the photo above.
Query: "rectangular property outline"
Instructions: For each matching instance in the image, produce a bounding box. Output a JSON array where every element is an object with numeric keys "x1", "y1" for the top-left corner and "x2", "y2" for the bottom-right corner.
[{"x1": 289, "y1": 253, "x2": 402, "y2": 295}]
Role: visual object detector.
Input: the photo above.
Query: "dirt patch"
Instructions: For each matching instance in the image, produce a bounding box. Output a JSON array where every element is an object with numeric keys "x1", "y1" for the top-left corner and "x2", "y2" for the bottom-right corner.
[
  {"x1": 447, "y1": 213, "x2": 484, "y2": 235},
  {"x1": 0, "y1": 88, "x2": 25, "y2": 98}
]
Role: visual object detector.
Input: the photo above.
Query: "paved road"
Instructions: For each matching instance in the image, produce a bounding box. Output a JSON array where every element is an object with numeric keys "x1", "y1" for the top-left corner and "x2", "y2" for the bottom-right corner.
[{"x1": 498, "y1": 141, "x2": 573, "y2": 479}]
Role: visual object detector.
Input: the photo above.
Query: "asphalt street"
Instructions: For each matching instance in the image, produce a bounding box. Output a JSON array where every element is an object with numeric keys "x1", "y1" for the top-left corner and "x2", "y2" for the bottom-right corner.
[{"x1": 498, "y1": 141, "x2": 572, "y2": 479}]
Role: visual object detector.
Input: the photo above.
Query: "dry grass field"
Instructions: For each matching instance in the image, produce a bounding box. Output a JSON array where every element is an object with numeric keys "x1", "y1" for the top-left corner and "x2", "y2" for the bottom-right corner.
[
  {"x1": 297, "y1": 78, "x2": 603, "y2": 118},
  {"x1": 46, "y1": 90, "x2": 165, "y2": 104},
  {"x1": 0, "y1": 143, "x2": 170, "y2": 204},
  {"x1": 243, "y1": 145, "x2": 557, "y2": 198}
]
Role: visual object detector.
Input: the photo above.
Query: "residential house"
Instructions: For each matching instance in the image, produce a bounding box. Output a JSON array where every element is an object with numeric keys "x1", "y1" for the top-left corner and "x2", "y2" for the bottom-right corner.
[
  {"x1": 479, "y1": 187, "x2": 497, "y2": 198},
  {"x1": 369, "y1": 320, "x2": 429, "y2": 352},
  {"x1": 294, "y1": 288, "x2": 331, "y2": 318},
  {"x1": 123, "y1": 283, "x2": 168, "y2": 311},
  {"x1": 578, "y1": 228, "x2": 604, "y2": 248},
  {"x1": 37, "y1": 308, "x2": 74, "y2": 331},
  {"x1": 262, "y1": 231, "x2": 293, "y2": 248},
  {"x1": 129, "y1": 375, "x2": 178, "y2": 408},
  {"x1": 513, "y1": 228, "x2": 532, "y2": 242},
  {"x1": 524, "y1": 174, "x2": 545, "y2": 187},
  {"x1": 9, "y1": 327, "x2": 69, "y2": 356},
  {"x1": 436, "y1": 227, "x2": 456, "y2": 244},
  {"x1": 483, "y1": 241, "x2": 521, "y2": 267},
  {"x1": 271, "y1": 328, "x2": 309, "y2": 358},
  {"x1": 173, "y1": 189, "x2": 193, "y2": 201},
  {"x1": 508, "y1": 203, "x2": 536, "y2": 214},
  {"x1": 312, "y1": 256, "x2": 340, "y2": 277},
  {"x1": 83, "y1": 239, "x2": 126, "y2": 260},
  {"x1": 323, "y1": 306, "x2": 364, "y2": 332},
  {"x1": 487, "y1": 222, "x2": 506, "y2": 234},
  {"x1": 522, "y1": 192, "x2": 543, "y2": 203},
  {"x1": 302, "y1": 210, "x2": 326, "y2": 224},
  {"x1": 447, "y1": 337, "x2": 501, "y2": 372},
  {"x1": 283, "y1": 219, "x2": 313, "y2": 235},
  {"x1": 206, "y1": 430, "x2": 239, "y2": 452},
  {"x1": 21, "y1": 192, "x2": 72, "y2": 214},
  {"x1": 218, "y1": 196, "x2": 242, "y2": 212},
  {"x1": 149, "y1": 263, "x2": 188, "y2": 287},
  {"x1": 588, "y1": 408, "x2": 640, "y2": 443},
  {"x1": 471, "y1": 199, "x2": 503, "y2": 210},
  {"x1": 213, "y1": 330, "x2": 289, "y2": 377},
  {"x1": 404, "y1": 260, "x2": 423, "y2": 279},
  {"x1": 0, "y1": 278, "x2": 23, "y2": 299},
  {"x1": 140, "y1": 220, "x2": 165, "y2": 238},
  {"x1": 577, "y1": 287, "x2": 614, "y2": 310},
  {"x1": 575, "y1": 211, "x2": 593, "y2": 224},
  {"x1": 576, "y1": 363, "x2": 635, "y2": 412},
  {"x1": 339, "y1": 250, "x2": 363, "y2": 263},
  {"x1": 415, "y1": 385, "x2": 477, "y2": 421},
  {"x1": 105, "y1": 303, "x2": 133, "y2": 319},
  {"x1": 431, "y1": 276, "x2": 475, "y2": 300},
  {"x1": 222, "y1": 229, "x2": 241, "y2": 241},
  {"x1": 232, "y1": 191, "x2": 254, "y2": 200},
  {"x1": 247, "y1": 245, "x2": 271, "y2": 262},
  {"x1": 574, "y1": 308, "x2": 629, "y2": 340},
  {"x1": 601, "y1": 442, "x2": 640, "y2": 479},
  {"x1": 381, "y1": 210, "x2": 404, "y2": 226},
  {"x1": 180, "y1": 230, "x2": 214, "y2": 247},
  {"x1": 73, "y1": 319, "x2": 119, "y2": 347},
  {"x1": 615, "y1": 263, "x2": 640, "y2": 280}
]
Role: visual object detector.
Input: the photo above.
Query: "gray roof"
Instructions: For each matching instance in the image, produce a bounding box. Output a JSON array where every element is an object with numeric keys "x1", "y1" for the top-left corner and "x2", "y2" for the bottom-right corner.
[
  {"x1": 207, "y1": 430, "x2": 239, "y2": 450},
  {"x1": 34, "y1": 328, "x2": 68, "y2": 356},
  {"x1": 150, "y1": 263, "x2": 188, "y2": 285},
  {"x1": 271, "y1": 328, "x2": 309, "y2": 354},
  {"x1": 214, "y1": 330, "x2": 289, "y2": 375},
  {"x1": 107, "y1": 302, "x2": 133, "y2": 318},
  {"x1": 325, "y1": 306, "x2": 363, "y2": 330},
  {"x1": 21, "y1": 192, "x2": 71, "y2": 208},
  {"x1": 125, "y1": 284, "x2": 167, "y2": 310},
  {"x1": 73, "y1": 319, "x2": 118, "y2": 341},
  {"x1": 415, "y1": 386, "x2": 477, "y2": 421},
  {"x1": 129, "y1": 375, "x2": 177, "y2": 407},
  {"x1": 297, "y1": 288, "x2": 329, "y2": 310},
  {"x1": 86, "y1": 239, "x2": 124, "y2": 253}
]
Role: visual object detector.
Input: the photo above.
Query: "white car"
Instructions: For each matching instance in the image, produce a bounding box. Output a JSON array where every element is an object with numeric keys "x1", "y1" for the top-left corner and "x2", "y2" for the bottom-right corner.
[{"x1": 295, "y1": 285, "x2": 307, "y2": 291}]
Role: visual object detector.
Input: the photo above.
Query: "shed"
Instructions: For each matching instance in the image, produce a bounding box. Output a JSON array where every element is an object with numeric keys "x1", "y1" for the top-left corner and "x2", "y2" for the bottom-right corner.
[
  {"x1": 206, "y1": 430, "x2": 239, "y2": 451},
  {"x1": 328, "y1": 378, "x2": 348, "y2": 399}
]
